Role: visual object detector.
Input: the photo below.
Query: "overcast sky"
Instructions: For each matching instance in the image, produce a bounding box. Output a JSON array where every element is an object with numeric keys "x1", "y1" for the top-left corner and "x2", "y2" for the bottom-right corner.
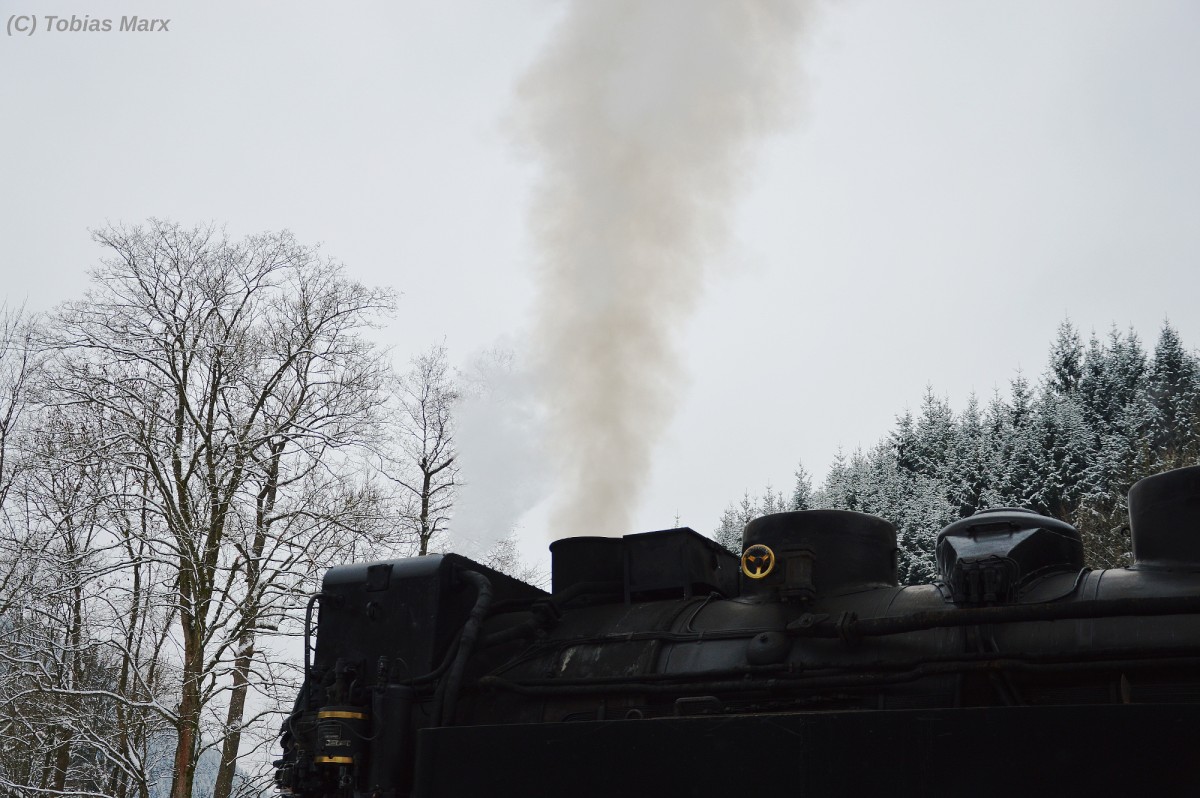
[{"x1": 4, "y1": 0, "x2": 1200, "y2": 567}]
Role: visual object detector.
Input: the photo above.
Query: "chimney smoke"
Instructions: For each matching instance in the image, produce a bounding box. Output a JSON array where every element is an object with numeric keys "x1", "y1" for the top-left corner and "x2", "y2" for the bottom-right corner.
[{"x1": 517, "y1": 0, "x2": 809, "y2": 537}]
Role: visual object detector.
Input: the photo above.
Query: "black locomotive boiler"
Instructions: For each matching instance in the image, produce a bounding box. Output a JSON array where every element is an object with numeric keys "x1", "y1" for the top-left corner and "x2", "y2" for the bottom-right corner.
[{"x1": 276, "y1": 465, "x2": 1200, "y2": 797}]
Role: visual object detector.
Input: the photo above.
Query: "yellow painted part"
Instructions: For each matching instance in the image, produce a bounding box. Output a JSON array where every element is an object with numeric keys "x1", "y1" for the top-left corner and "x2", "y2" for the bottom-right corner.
[
  {"x1": 741, "y1": 544, "x2": 776, "y2": 579},
  {"x1": 315, "y1": 756, "x2": 354, "y2": 765},
  {"x1": 318, "y1": 710, "x2": 367, "y2": 720}
]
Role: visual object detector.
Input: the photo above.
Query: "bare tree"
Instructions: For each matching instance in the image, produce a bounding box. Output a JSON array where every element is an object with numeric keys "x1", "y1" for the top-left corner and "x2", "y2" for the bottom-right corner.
[
  {"x1": 2, "y1": 393, "x2": 187, "y2": 798},
  {"x1": 482, "y1": 532, "x2": 548, "y2": 589},
  {"x1": 380, "y1": 344, "x2": 460, "y2": 556},
  {"x1": 0, "y1": 302, "x2": 35, "y2": 513},
  {"x1": 36, "y1": 220, "x2": 396, "y2": 798},
  {"x1": 0, "y1": 305, "x2": 55, "y2": 794},
  {"x1": 3, "y1": 407, "x2": 151, "y2": 798}
]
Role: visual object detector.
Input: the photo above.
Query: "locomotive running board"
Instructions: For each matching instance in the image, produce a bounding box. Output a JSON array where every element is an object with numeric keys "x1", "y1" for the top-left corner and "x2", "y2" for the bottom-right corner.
[{"x1": 413, "y1": 704, "x2": 1200, "y2": 796}]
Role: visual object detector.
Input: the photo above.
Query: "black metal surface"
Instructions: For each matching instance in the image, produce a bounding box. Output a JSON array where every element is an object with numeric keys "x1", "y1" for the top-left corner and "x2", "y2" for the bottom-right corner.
[
  {"x1": 623, "y1": 527, "x2": 739, "y2": 599},
  {"x1": 413, "y1": 704, "x2": 1200, "y2": 797},
  {"x1": 314, "y1": 554, "x2": 545, "y2": 681},
  {"x1": 788, "y1": 593, "x2": 1200, "y2": 639},
  {"x1": 1130, "y1": 464, "x2": 1200, "y2": 568},
  {"x1": 549, "y1": 536, "x2": 625, "y2": 594},
  {"x1": 367, "y1": 685, "x2": 413, "y2": 796},
  {"x1": 549, "y1": 527, "x2": 739, "y2": 601},
  {"x1": 740, "y1": 510, "x2": 898, "y2": 599},
  {"x1": 478, "y1": 653, "x2": 1200, "y2": 696},
  {"x1": 936, "y1": 508, "x2": 1083, "y2": 603}
]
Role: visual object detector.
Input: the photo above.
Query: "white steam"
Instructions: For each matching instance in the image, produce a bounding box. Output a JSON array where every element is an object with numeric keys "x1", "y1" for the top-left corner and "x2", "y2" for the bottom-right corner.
[{"x1": 452, "y1": 348, "x2": 549, "y2": 559}]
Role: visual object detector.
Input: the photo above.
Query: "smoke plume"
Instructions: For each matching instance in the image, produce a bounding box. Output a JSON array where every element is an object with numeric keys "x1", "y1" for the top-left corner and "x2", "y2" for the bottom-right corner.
[
  {"x1": 452, "y1": 347, "x2": 548, "y2": 559},
  {"x1": 517, "y1": 1, "x2": 809, "y2": 537}
]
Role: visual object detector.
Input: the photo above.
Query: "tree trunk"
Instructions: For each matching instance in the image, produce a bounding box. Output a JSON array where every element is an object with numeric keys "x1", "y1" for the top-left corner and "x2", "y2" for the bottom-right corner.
[
  {"x1": 51, "y1": 577, "x2": 85, "y2": 793},
  {"x1": 215, "y1": 441, "x2": 279, "y2": 798},
  {"x1": 51, "y1": 737, "x2": 70, "y2": 793},
  {"x1": 170, "y1": 628, "x2": 203, "y2": 798},
  {"x1": 418, "y1": 468, "x2": 432, "y2": 556},
  {"x1": 213, "y1": 632, "x2": 255, "y2": 798}
]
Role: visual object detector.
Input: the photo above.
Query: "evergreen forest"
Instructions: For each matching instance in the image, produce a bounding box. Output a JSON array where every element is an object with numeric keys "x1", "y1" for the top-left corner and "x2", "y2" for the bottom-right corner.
[{"x1": 714, "y1": 321, "x2": 1200, "y2": 584}]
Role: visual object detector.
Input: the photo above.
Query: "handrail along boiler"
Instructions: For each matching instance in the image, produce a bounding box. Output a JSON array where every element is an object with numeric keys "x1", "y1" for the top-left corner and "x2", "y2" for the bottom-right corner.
[{"x1": 275, "y1": 465, "x2": 1200, "y2": 796}]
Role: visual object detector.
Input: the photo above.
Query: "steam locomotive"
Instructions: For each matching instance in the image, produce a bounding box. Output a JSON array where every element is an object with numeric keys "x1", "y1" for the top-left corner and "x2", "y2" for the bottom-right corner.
[{"x1": 275, "y1": 465, "x2": 1200, "y2": 797}]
